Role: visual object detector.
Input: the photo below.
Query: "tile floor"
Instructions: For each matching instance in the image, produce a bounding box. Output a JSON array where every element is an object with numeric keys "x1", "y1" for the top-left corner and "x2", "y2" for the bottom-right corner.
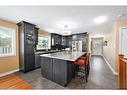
[{"x1": 16, "y1": 55, "x2": 118, "y2": 89}]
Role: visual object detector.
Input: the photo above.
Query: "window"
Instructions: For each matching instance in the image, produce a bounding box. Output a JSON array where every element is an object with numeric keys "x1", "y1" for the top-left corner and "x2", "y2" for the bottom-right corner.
[
  {"x1": 121, "y1": 27, "x2": 127, "y2": 58},
  {"x1": 0, "y1": 26, "x2": 16, "y2": 57},
  {"x1": 37, "y1": 35, "x2": 50, "y2": 50}
]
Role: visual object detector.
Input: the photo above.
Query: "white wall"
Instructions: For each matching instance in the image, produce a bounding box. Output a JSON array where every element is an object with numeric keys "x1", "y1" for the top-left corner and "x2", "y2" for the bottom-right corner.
[
  {"x1": 103, "y1": 27, "x2": 117, "y2": 72},
  {"x1": 103, "y1": 19, "x2": 127, "y2": 73}
]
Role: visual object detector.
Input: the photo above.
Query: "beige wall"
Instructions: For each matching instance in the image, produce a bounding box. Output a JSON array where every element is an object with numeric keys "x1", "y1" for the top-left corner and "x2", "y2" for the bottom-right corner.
[
  {"x1": 0, "y1": 20, "x2": 51, "y2": 74},
  {"x1": 103, "y1": 23, "x2": 117, "y2": 72},
  {"x1": 103, "y1": 19, "x2": 127, "y2": 73},
  {"x1": 38, "y1": 29, "x2": 51, "y2": 37},
  {"x1": 0, "y1": 19, "x2": 19, "y2": 74}
]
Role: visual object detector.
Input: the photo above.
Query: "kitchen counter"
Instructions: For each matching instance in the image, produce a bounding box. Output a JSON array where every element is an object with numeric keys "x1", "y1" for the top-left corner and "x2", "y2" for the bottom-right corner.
[
  {"x1": 40, "y1": 51, "x2": 86, "y2": 86},
  {"x1": 35, "y1": 50, "x2": 59, "y2": 55},
  {"x1": 40, "y1": 51, "x2": 86, "y2": 61}
]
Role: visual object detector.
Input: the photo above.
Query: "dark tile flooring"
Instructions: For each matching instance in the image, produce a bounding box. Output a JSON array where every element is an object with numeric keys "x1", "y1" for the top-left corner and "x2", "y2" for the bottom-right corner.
[{"x1": 16, "y1": 55, "x2": 118, "y2": 89}]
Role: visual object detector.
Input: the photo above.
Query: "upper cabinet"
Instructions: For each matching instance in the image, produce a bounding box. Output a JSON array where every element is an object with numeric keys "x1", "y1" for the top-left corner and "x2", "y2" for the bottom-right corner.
[
  {"x1": 72, "y1": 34, "x2": 82, "y2": 41},
  {"x1": 65, "y1": 35, "x2": 72, "y2": 49},
  {"x1": 82, "y1": 33, "x2": 89, "y2": 52},
  {"x1": 51, "y1": 32, "x2": 89, "y2": 52},
  {"x1": 62, "y1": 35, "x2": 72, "y2": 48},
  {"x1": 34, "y1": 27, "x2": 39, "y2": 45},
  {"x1": 51, "y1": 33, "x2": 62, "y2": 46},
  {"x1": 72, "y1": 33, "x2": 89, "y2": 52}
]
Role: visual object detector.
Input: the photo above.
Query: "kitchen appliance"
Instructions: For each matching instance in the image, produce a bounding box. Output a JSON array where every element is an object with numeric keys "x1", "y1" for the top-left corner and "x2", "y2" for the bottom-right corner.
[{"x1": 72, "y1": 41, "x2": 82, "y2": 51}]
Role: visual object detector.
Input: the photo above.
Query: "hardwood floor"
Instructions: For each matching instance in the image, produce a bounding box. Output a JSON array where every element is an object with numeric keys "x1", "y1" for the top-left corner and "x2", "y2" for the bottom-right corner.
[{"x1": 0, "y1": 74, "x2": 32, "y2": 89}]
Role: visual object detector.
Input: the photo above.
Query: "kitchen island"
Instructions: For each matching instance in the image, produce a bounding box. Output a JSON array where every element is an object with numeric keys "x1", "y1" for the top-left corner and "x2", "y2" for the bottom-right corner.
[{"x1": 40, "y1": 51, "x2": 86, "y2": 86}]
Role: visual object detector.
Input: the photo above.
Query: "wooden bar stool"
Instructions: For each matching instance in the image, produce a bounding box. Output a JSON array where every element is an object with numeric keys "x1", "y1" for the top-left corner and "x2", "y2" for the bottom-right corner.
[
  {"x1": 73, "y1": 53, "x2": 90, "y2": 82},
  {"x1": 80, "y1": 53, "x2": 90, "y2": 74}
]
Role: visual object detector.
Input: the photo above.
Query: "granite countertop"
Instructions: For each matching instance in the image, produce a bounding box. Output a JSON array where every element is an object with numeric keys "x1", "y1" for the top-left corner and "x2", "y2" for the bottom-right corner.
[
  {"x1": 35, "y1": 50, "x2": 60, "y2": 55},
  {"x1": 40, "y1": 51, "x2": 86, "y2": 61}
]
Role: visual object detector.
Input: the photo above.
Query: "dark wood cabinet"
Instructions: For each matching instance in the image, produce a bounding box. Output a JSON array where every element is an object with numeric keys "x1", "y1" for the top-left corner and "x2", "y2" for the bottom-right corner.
[
  {"x1": 62, "y1": 36, "x2": 66, "y2": 46},
  {"x1": 34, "y1": 27, "x2": 39, "y2": 45},
  {"x1": 72, "y1": 34, "x2": 82, "y2": 41},
  {"x1": 51, "y1": 33, "x2": 62, "y2": 46},
  {"x1": 35, "y1": 53, "x2": 41, "y2": 68},
  {"x1": 24, "y1": 54, "x2": 35, "y2": 72},
  {"x1": 52, "y1": 59, "x2": 67, "y2": 86},
  {"x1": 18, "y1": 21, "x2": 38, "y2": 72},
  {"x1": 61, "y1": 35, "x2": 72, "y2": 48},
  {"x1": 66, "y1": 36, "x2": 72, "y2": 48},
  {"x1": 41, "y1": 57, "x2": 53, "y2": 80},
  {"x1": 82, "y1": 33, "x2": 89, "y2": 52},
  {"x1": 51, "y1": 33, "x2": 88, "y2": 51},
  {"x1": 72, "y1": 33, "x2": 89, "y2": 52},
  {"x1": 41, "y1": 57, "x2": 76, "y2": 86}
]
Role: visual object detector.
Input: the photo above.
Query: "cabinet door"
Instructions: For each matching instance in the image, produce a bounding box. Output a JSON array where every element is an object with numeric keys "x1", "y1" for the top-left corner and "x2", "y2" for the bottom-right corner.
[
  {"x1": 55, "y1": 34, "x2": 62, "y2": 45},
  {"x1": 24, "y1": 23, "x2": 35, "y2": 54},
  {"x1": 25, "y1": 44, "x2": 35, "y2": 54},
  {"x1": 67, "y1": 61, "x2": 75, "y2": 82},
  {"x1": 24, "y1": 54, "x2": 35, "y2": 72},
  {"x1": 24, "y1": 23, "x2": 35, "y2": 45},
  {"x1": 41, "y1": 57, "x2": 53, "y2": 80},
  {"x1": 62, "y1": 36, "x2": 66, "y2": 46},
  {"x1": 82, "y1": 33, "x2": 88, "y2": 52},
  {"x1": 68, "y1": 36, "x2": 72, "y2": 48},
  {"x1": 35, "y1": 54, "x2": 41, "y2": 68},
  {"x1": 58, "y1": 35, "x2": 62, "y2": 45},
  {"x1": 52, "y1": 59, "x2": 67, "y2": 86},
  {"x1": 34, "y1": 27, "x2": 38, "y2": 45}
]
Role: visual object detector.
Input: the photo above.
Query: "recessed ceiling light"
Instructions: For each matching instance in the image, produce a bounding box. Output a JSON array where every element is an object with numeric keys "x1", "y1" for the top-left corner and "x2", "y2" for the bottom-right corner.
[
  {"x1": 94, "y1": 16, "x2": 107, "y2": 24},
  {"x1": 117, "y1": 14, "x2": 127, "y2": 18}
]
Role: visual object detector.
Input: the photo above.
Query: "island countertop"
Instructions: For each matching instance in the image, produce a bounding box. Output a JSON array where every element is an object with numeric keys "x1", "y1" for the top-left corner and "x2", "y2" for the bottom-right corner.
[{"x1": 40, "y1": 51, "x2": 86, "y2": 61}]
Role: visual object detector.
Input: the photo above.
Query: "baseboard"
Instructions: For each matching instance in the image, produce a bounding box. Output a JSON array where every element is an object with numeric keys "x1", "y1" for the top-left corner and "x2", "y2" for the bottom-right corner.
[
  {"x1": 0, "y1": 69, "x2": 19, "y2": 77},
  {"x1": 103, "y1": 56, "x2": 118, "y2": 76}
]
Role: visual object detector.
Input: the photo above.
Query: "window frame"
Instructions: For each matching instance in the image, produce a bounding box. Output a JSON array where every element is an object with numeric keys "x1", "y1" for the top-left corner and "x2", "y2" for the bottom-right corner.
[
  {"x1": 0, "y1": 26, "x2": 16, "y2": 57},
  {"x1": 36, "y1": 34, "x2": 51, "y2": 50}
]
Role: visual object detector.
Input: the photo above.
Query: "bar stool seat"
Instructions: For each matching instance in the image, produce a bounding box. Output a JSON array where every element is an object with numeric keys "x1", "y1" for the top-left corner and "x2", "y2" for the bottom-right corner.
[
  {"x1": 73, "y1": 53, "x2": 90, "y2": 82},
  {"x1": 74, "y1": 59, "x2": 86, "y2": 66}
]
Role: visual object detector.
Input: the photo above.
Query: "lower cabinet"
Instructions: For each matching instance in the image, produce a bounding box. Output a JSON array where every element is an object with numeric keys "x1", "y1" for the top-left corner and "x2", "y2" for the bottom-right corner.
[
  {"x1": 41, "y1": 57, "x2": 76, "y2": 86},
  {"x1": 35, "y1": 54, "x2": 41, "y2": 68},
  {"x1": 52, "y1": 59, "x2": 67, "y2": 86},
  {"x1": 23, "y1": 54, "x2": 35, "y2": 72},
  {"x1": 41, "y1": 57, "x2": 53, "y2": 80}
]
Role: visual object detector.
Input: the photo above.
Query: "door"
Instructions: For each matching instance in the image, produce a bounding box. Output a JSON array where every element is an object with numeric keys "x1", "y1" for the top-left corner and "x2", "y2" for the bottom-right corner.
[
  {"x1": 121, "y1": 28, "x2": 127, "y2": 58},
  {"x1": 91, "y1": 38, "x2": 103, "y2": 55}
]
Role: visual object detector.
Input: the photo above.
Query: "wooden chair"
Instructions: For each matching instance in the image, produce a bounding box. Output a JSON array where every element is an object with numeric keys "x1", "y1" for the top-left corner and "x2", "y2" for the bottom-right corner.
[
  {"x1": 73, "y1": 53, "x2": 90, "y2": 82},
  {"x1": 79, "y1": 53, "x2": 90, "y2": 74}
]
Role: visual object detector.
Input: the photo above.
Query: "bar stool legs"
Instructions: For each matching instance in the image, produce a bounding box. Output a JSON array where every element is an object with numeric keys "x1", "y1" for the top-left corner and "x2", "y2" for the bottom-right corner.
[{"x1": 73, "y1": 53, "x2": 90, "y2": 83}]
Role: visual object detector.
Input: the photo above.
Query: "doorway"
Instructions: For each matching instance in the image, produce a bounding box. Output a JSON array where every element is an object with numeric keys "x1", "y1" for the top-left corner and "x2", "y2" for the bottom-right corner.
[{"x1": 91, "y1": 37, "x2": 103, "y2": 55}]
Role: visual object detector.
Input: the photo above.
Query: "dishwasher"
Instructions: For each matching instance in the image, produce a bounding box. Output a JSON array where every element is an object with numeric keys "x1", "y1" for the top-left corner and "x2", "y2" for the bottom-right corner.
[{"x1": 35, "y1": 53, "x2": 41, "y2": 68}]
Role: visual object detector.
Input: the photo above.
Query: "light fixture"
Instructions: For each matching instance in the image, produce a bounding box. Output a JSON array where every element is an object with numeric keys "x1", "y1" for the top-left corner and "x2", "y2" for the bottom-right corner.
[
  {"x1": 56, "y1": 20, "x2": 78, "y2": 29},
  {"x1": 61, "y1": 25, "x2": 71, "y2": 35},
  {"x1": 94, "y1": 16, "x2": 107, "y2": 24},
  {"x1": 104, "y1": 41, "x2": 108, "y2": 46}
]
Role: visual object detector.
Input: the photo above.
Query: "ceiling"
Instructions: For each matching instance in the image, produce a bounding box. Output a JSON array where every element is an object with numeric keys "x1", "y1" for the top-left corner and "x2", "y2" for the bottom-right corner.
[{"x1": 0, "y1": 6, "x2": 127, "y2": 35}]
